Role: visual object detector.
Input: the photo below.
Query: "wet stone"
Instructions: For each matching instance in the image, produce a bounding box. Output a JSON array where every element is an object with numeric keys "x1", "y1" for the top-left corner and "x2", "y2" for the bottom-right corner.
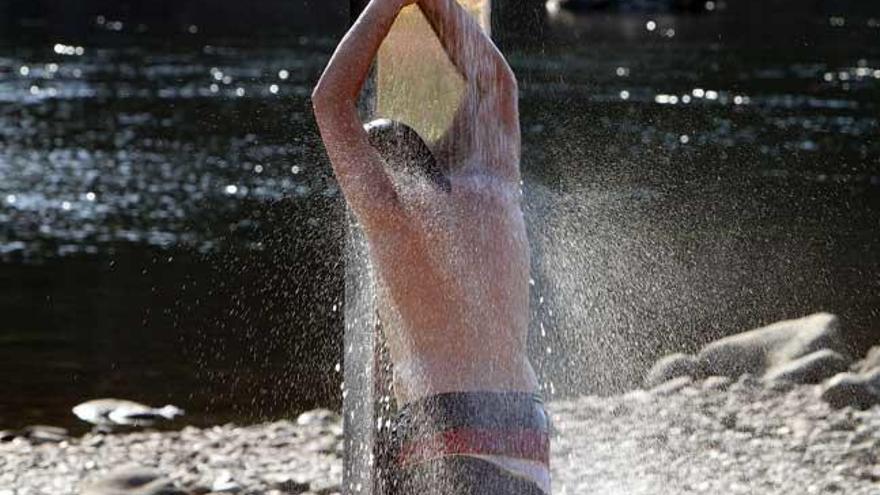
[
  {"x1": 701, "y1": 376, "x2": 733, "y2": 391},
  {"x1": 852, "y1": 346, "x2": 880, "y2": 374},
  {"x1": 820, "y1": 373, "x2": 880, "y2": 410},
  {"x1": 645, "y1": 353, "x2": 702, "y2": 388},
  {"x1": 765, "y1": 349, "x2": 851, "y2": 385},
  {"x1": 651, "y1": 376, "x2": 693, "y2": 396}
]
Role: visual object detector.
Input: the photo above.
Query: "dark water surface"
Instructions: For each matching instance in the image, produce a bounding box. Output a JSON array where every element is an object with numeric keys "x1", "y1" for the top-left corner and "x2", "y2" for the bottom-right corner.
[{"x1": 1, "y1": 7, "x2": 879, "y2": 430}]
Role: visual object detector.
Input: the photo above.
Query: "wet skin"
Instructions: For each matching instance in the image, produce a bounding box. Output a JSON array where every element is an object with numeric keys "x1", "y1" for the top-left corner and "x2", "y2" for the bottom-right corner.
[{"x1": 312, "y1": 0, "x2": 537, "y2": 404}]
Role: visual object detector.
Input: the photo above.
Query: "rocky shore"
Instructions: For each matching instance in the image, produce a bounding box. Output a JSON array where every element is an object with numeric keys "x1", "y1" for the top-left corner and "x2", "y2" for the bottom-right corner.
[
  {"x1": 2, "y1": 313, "x2": 878, "y2": 494},
  {"x1": 1, "y1": 410, "x2": 345, "y2": 495},
  {"x1": 552, "y1": 376, "x2": 879, "y2": 495}
]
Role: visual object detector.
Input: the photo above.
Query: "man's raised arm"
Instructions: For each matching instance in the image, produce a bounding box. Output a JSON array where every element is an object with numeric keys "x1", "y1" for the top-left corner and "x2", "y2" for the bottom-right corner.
[
  {"x1": 418, "y1": 0, "x2": 520, "y2": 182},
  {"x1": 417, "y1": 0, "x2": 516, "y2": 93},
  {"x1": 311, "y1": 0, "x2": 413, "y2": 229}
]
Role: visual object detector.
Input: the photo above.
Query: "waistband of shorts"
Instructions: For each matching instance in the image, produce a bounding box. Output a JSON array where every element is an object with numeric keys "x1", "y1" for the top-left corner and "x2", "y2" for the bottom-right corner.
[{"x1": 388, "y1": 391, "x2": 550, "y2": 467}]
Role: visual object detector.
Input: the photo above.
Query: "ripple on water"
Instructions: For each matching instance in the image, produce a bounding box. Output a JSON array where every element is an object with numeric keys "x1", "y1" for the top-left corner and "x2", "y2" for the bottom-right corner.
[{"x1": 1, "y1": 28, "x2": 878, "y2": 258}]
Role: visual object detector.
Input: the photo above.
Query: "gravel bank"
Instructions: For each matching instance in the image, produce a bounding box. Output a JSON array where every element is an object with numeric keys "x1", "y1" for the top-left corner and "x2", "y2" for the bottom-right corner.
[
  {"x1": 2, "y1": 379, "x2": 879, "y2": 494},
  {"x1": 1, "y1": 411, "x2": 345, "y2": 495},
  {"x1": 552, "y1": 376, "x2": 879, "y2": 495}
]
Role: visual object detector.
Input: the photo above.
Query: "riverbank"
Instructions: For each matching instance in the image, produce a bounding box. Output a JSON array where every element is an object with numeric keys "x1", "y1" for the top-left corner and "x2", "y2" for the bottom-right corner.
[{"x1": 3, "y1": 377, "x2": 878, "y2": 495}]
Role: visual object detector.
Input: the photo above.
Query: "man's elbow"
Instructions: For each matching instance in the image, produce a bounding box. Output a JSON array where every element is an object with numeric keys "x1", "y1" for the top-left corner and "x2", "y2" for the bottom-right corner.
[
  {"x1": 311, "y1": 86, "x2": 344, "y2": 127},
  {"x1": 311, "y1": 71, "x2": 348, "y2": 108},
  {"x1": 311, "y1": 94, "x2": 357, "y2": 134},
  {"x1": 310, "y1": 83, "x2": 333, "y2": 113}
]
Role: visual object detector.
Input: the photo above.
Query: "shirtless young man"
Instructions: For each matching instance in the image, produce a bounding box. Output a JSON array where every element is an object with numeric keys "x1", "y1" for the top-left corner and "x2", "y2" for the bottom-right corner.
[{"x1": 312, "y1": 0, "x2": 549, "y2": 493}]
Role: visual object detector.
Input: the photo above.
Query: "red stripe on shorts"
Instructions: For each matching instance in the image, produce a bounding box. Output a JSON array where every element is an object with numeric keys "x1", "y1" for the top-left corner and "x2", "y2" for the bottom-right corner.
[{"x1": 397, "y1": 428, "x2": 550, "y2": 467}]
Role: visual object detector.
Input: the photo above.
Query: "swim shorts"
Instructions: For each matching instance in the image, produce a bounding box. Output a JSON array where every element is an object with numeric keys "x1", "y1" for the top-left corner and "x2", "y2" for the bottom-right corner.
[{"x1": 382, "y1": 391, "x2": 550, "y2": 495}]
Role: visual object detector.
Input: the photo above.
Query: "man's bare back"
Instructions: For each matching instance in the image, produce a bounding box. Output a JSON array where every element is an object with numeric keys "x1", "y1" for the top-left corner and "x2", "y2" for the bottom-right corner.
[
  {"x1": 312, "y1": 0, "x2": 536, "y2": 404},
  {"x1": 312, "y1": 0, "x2": 549, "y2": 492},
  {"x1": 371, "y1": 167, "x2": 537, "y2": 402}
]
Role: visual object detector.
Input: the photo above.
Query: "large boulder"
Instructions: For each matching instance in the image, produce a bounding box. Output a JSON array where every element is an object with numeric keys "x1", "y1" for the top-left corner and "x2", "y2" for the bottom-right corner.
[
  {"x1": 764, "y1": 349, "x2": 851, "y2": 384},
  {"x1": 644, "y1": 353, "x2": 703, "y2": 388},
  {"x1": 819, "y1": 372, "x2": 880, "y2": 410},
  {"x1": 697, "y1": 313, "x2": 850, "y2": 378}
]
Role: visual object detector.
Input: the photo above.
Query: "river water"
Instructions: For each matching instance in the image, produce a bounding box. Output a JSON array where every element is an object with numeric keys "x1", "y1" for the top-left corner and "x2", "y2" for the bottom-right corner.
[{"x1": 1, "y1": 6, "x2": 878, "y2": 430}]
